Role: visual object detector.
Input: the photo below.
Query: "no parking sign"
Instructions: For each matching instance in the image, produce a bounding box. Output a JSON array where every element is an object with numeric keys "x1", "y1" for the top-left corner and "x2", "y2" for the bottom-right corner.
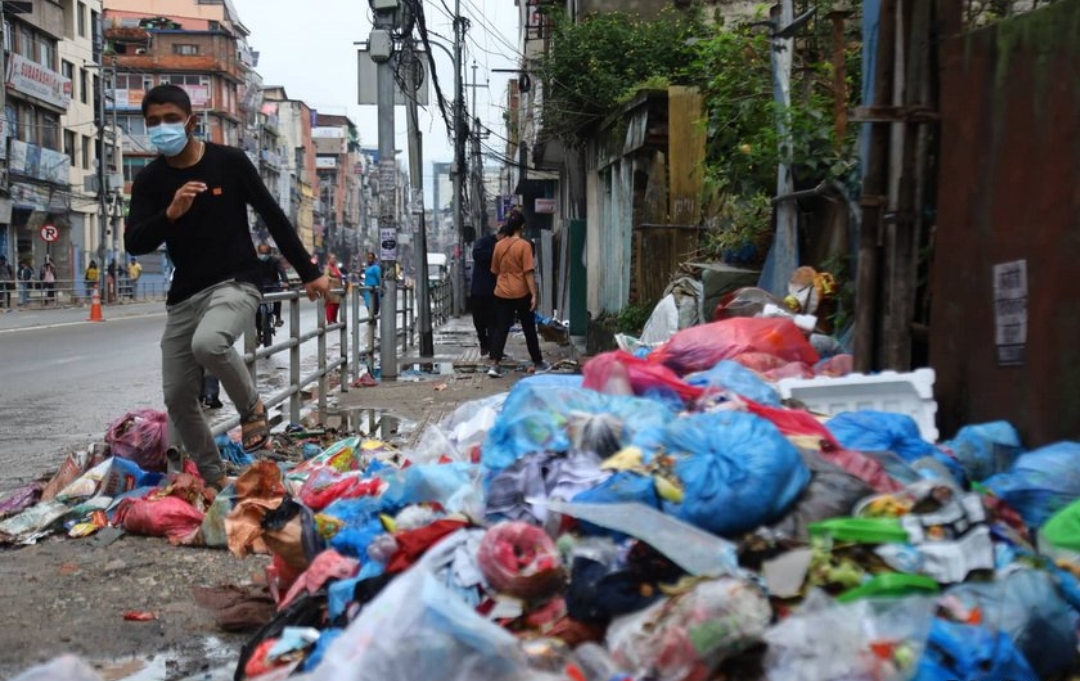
[{"x1": 39, "y1": 225, "x2": 59, "y2": 242}]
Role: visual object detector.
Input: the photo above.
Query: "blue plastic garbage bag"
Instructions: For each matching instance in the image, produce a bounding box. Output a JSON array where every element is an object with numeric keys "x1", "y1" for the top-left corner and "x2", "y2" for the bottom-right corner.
[
  {"x1": 216, "y1": 435, "x2": 255, "y2": 467},
  {"x1": 827, "y1": 411, "x2": 966, "y2": 485},
  {"x1": 914, "y1": 619, "x2": 1037, "y2": 681},
  {"x1": 943, "y1": 421, "x2": 1024, "y2": 483},
  {"x1": 482, "y1": 384, "x2": 673, "y2": 476},
  {"x1": 323, "y1": 495, "x2": 399, "y2": 559},
  {"x1": 303, "y1": 628, "x2": 344, "y2": 672},
  {"x1": 641, "y1": 412, "x2": 810, "y2": 536},
  {"x1": 946, "y1": 568, "x2": 1078, "y2": 679},
  {"x1": 984, "y1": 441, "x2": 1080, "y2": 528},
  {"x1": 380, "y1": 463, "x2": 481, "y2": 515},
  {"x1": 685, "y1": 360, "x2": 782, "y2": 407}
]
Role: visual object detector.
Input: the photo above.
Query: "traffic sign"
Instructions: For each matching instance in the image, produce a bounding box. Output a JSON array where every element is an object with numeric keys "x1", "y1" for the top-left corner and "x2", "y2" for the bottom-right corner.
[{"x1": 39, "y1": 224, "x2": 59, "y2": 242}]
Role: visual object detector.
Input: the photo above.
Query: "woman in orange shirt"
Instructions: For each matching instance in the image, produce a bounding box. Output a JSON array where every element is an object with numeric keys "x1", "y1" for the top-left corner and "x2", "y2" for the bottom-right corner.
[{"x1": 487, "y1": 210, "x2": 548, "y2": 377}]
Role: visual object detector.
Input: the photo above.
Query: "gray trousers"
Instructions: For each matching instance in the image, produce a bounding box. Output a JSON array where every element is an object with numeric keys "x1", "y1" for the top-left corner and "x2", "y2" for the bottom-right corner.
[{"x1": 162, "y1": 280, "x2": 260, "y2": 482}]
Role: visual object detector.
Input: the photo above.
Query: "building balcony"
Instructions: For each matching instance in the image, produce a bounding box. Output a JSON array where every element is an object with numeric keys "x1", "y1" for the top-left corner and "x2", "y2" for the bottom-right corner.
[{"x1": 110, "y1": 54, "x2": 246, "y2": 82}]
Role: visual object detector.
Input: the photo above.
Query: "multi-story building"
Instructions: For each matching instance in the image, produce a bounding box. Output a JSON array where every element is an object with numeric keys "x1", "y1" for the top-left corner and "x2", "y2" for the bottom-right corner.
[
  {"x1": 311, "y1": 113, "x2": 360, "y2": 265},
  {"x1": 263, "y1": 86, "x2": 316, "y2": 255},
  {"x1": 58, "y1": 0, "x2": 124, "y2": 287},
  {"x1": 1, "y1": 1, "x2": 77, "y2": 281}
]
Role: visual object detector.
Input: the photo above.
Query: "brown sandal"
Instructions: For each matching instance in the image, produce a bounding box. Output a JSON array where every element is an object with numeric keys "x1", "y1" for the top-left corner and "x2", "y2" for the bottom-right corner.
[{"x1": 241, "y1": 401, "x2": 270, "y2": 453}]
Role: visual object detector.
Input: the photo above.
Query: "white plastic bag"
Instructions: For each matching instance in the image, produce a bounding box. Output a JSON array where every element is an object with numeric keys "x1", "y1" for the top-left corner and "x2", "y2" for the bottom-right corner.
[
  {"x1": 641, "y1": 294, "x2": 680, "y2": 345},
  {"x1": 10, "y1": 655, "x2": 104, "y2": 681}
]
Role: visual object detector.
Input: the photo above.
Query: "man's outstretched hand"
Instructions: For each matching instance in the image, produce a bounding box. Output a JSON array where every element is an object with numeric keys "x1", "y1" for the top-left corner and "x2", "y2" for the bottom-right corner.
[{"x1": 304, "y1": 275, "x2": 332, "y2": 301}]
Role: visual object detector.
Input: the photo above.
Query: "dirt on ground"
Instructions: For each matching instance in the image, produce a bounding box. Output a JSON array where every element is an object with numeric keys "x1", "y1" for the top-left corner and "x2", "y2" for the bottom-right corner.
[{"x1": 0, "y1": 329, "x2": 577, "y2": 680}]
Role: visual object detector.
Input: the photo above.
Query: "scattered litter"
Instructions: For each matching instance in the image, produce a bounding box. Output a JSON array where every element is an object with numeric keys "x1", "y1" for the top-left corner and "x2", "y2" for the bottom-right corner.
[{"x1": 9, "y1": 293, "x2": 1080, "y2": 681}]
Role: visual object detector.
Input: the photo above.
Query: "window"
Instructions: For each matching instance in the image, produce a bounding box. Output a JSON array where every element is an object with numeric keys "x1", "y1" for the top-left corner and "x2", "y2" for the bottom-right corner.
[
  {"x1": 82, "y1": 135, "x2": 92, "y2": 170},
  {"x1": 38, "y1": 40, "x2": 56, "y2": 70},
  {"x1": 16, "y1": 102, "x2": 33, "y2": 143},
  {"x1": 173, "y1": 44, "x2": 199, "y2": 56},
  {"x1": 80, "y1": 69, "x2": 88, "y2": 105},
  {"x1": 3, "y1": 20, "x2": 12, "y2": 52},
  {"x1": 18, "y1": 26, "x2": 34, "y2": 59},
  {"x1": 90, "y1": 10, "x2": 100, "y2": 48},
  {"x1": 118, "y1": 114, "x2": 147, "y2": 136},
  {"x1": 39, "y1": 111, "x2": 59, "y2": 150},
  {"x1": 93, "y1": 75, "x2": 100, "y2": 109},
  {"x1": 77, "y1": 1, "x2": 87, "y2": 38},
  {"x1": 62, "y1": 60, "x2": 74, "y2": 82},
  {"x1": 123, "y1": 157, "x2": 151, "y2": 182},
  {"x1": 64, "y1": 130, "x2": 77, "y2": 167}
]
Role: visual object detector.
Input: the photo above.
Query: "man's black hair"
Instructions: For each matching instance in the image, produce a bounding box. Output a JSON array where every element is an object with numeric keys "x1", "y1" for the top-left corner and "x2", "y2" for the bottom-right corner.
[
  {"x1": 142, "y1": 84, "x2": 193, "y2": 116},
  {"x1": 503, "y1": 210, "x2": 525, "y2": 234}
]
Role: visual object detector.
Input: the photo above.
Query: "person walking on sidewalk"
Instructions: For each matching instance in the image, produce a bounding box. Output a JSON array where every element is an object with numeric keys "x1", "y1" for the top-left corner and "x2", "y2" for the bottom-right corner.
[
  {"x1": 325, "y1": 253, "x2": 344, "y2": 324},
  {"x1": 125, "y1": 84, "x2": 329, "y2": 491},
  {"x1": 363, "y1": 251, "x2": 381, "y2": 319},
  {"x1": 470, "y1": 226, "x2": 504, "y2": 356},
  {"x1": 128, "y1": 257, "x2": 143, "y2": 299},
  {"x1": 85, "y1": 260, "x2": 100, "y2": 299},
  {"x1": 17, "y1": 260, "x2": 33, "y2": 306},
  {"x1": 0, "y1": 256, "x2": 14, "y2": 309},
  {"x1": 40, "y1": 257, "x2": 56, "y2": 305},
  {"x1": 488, "y1": 210, "x2": 547, "y2": 377}
]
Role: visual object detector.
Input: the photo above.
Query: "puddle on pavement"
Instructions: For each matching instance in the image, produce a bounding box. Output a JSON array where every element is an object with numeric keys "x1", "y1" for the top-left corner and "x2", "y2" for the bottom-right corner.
[
  {"x1": 331, "y1": 407, "x2": 416, "y2": 443},
  {"x1": 97, "y1": 637, "x2": 236, "y2": 681},
  {"x1": 407, "y1": 362, "x2": 455, "y2": 375}
]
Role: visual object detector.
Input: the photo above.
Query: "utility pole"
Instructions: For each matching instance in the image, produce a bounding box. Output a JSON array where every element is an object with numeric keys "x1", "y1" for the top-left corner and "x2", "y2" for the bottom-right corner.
[
  {"x1": 451, "y1": 3, "x2": 467, "y2": 315},
  {"x1": 96, "y1": 58, "x2": 109, "y2": 296},
  {"x1": 472, "y1": 116, "x2": 486, "y2": 239},
  {"x1": 371, "y1": 1, "x2": 399, "y2": 379},
  {"x1": 405, "y1": 42, "x2": 434, "y2": 359}
]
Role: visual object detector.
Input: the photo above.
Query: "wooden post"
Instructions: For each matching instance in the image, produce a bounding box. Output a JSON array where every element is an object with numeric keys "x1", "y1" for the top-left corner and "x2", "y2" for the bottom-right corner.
[{"x1": 829, "y1": 8, "x2": 852, "y2": 150}]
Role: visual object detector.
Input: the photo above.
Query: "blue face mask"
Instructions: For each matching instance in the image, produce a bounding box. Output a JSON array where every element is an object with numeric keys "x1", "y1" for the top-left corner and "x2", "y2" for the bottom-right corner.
[
  {"x1": 149, "y1": 119, "x2": 191, "y2": 157},
  {"x1": 258, "y1": 254, "x2": 270, "y2": 262}
]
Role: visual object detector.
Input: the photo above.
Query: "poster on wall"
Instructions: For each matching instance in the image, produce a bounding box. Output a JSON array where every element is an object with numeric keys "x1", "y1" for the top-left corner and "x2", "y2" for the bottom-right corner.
[{"x1": 993, "y1": 259, "x2": 1027, "y2": 367}]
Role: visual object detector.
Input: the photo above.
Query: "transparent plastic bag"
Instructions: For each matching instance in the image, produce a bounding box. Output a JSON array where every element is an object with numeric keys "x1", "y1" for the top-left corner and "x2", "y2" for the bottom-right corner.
[
  {"x1": 763, "y1": 593, "x2": 935, "y2": 681},
  {"x1": 608, "y1": 577, "x2": 772, "y2": 681},
  {"x1": 313, "y1": 531, "x2": 532, "y2": 681}
]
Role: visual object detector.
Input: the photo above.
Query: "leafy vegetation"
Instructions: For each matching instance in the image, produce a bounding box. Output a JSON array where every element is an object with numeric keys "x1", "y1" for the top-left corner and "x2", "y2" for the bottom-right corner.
[{"x1": 535, "y1": 3, "x2": 864, "y2": 266}]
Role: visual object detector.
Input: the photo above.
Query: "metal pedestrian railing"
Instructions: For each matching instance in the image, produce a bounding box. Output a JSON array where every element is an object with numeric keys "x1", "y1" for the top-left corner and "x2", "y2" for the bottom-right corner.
[
  {"x1": 208, "y1": 280, "x2": 456, "y2": 438},
  {"x1": 0, "y1": 279, "x2": 169, "y2": 309}
]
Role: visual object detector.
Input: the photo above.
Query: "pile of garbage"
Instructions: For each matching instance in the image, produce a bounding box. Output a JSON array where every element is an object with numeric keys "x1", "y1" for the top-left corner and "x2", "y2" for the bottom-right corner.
[{"x1": 7, "y1": 314, "x2": 1080, "y2": 681}]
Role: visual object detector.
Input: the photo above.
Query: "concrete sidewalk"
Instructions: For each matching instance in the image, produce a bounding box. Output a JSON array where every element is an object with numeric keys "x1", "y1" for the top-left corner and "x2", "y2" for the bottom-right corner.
[{"x1": 333, "y1": 314, "x2": 579, "y2": 443}]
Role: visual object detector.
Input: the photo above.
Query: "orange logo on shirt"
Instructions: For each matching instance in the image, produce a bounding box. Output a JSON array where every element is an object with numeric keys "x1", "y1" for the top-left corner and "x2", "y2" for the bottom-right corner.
[{"x1": 212, "y1": 187, "x2": 223, "y2": 196}]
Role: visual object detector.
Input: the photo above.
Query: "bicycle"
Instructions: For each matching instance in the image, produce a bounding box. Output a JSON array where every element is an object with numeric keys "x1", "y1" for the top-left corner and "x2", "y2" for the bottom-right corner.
[{"x1": 255, "y1": 299, "x2": 276, "y2": 349}]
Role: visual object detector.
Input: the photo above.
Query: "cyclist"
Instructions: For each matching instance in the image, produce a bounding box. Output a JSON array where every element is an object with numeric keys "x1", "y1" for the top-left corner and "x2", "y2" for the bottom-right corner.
[{"x1": 257, "y1": 242, "x2": 289, "y2": 327}]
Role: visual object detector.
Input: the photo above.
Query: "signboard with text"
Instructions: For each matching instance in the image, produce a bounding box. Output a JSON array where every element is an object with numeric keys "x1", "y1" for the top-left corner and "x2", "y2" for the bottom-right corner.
[
  {"x1": 6, "y1": 54, "x2": 72, "y2": 110},
  {"x1": 379, "y1": 227, "x2": 398, "y2": 262},
  {"x1": 993, "y1": 260, "x2": 1028, "y2": 367}
]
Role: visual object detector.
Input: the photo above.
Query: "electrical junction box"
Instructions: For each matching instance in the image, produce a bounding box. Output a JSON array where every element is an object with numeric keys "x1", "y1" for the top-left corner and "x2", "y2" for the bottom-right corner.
[
  {"x1": 368, "y1": 29, "x2": 393, "y2": 63},
  {"x1": 371, "y1": 0, "x2": 400, "y2": 10}
]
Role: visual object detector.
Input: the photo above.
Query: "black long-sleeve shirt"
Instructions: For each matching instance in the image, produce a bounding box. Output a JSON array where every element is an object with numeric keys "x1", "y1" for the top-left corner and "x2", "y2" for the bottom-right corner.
[{"x1": 125, "y1": 142, "x2": 321, "y2": 305}]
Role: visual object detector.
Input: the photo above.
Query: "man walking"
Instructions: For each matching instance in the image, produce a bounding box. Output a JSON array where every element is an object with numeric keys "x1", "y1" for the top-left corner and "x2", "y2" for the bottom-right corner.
[
  {"x1": 126, "y1": 84, "x2": 328, "y2": 490},
  {"x1": 470, "y1": 226, "x2": 503, "y2": 356},
  {"x1": 17, "y1": 260, "x2": 33, "y2": 306},
  {"x1": 488, "y1": 210, "x2": 547, "y2": 377},
  {"x1": 0, "y1": 256, "x2": 13, "y2": 309}
]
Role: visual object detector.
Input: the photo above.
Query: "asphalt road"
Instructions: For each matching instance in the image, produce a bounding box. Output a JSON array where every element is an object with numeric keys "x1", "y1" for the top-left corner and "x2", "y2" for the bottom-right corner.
[{"x1": 0, "y1": 301, "x2": 350, "y2": 493}]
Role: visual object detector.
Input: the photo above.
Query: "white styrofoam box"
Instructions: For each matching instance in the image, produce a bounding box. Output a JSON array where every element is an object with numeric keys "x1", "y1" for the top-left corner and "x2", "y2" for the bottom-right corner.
[{"x1": 776, "y1": 368, "x2": 939, "y2": 443}]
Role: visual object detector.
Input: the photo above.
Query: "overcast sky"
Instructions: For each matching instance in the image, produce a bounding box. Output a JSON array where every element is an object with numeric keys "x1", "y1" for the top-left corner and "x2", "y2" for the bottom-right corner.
[{"x1": 230, "y1": 0, "x2": 521, "y2": 193}]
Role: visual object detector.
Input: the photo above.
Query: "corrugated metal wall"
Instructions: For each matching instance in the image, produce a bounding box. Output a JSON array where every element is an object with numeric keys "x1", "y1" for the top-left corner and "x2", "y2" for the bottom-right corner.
[{"x1": 930, "y1": 0, "x2": 1080, "y2": 445}]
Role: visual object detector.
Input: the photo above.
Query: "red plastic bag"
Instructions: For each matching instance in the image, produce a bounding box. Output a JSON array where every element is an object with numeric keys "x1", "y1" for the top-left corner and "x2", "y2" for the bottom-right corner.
[
  {"x1": 649, "y1": 318, "x2": 819, "y2": 376},
  {"x1": 105, "y1": 409, "x2": 170, "y2": 472},
  {"x1": 763, "y1": 361, "x2": 815, "y2": 381},
  {"x1": 116, "y1": 495, "x2": 205, "y2": 544},
  {"x1": 732, "y1": 352, "x2": 790, "y2": 376},
  {"x1": 300, "y1": 469, "x2": 383, "y2": 512},
  {"x1": 478, "y1": 522, "x2": 564, "y2": 600},
  {"x1": 583, "y1": 351, "x2": 704, "y2": 402},
  {"x1": 816, "y1": 354, "x2": 854, "y2": 377}
]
